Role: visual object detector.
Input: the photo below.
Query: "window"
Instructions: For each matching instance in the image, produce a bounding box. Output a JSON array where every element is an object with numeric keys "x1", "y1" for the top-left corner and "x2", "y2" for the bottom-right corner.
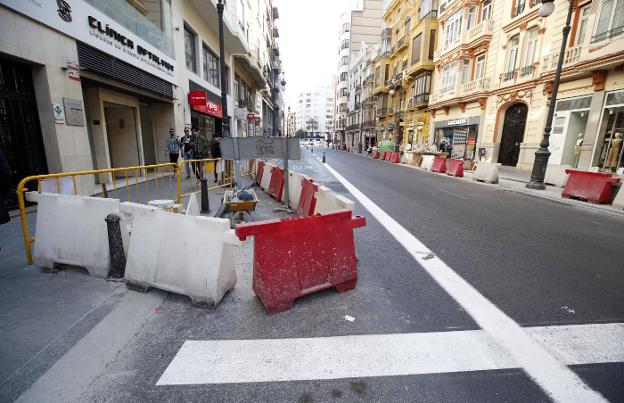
[
  {"x1": 413, "y1": 72, "x2": 431, "y2": 95},
  {"x1": 184, "y1": 25, "x2": 197, "y2": 72},
  {"x1": 404, "y1": 18, "x2": 411, "y2": 35},
  {"x1": 341, "y1": 39, "x2": 349, "y2": 50},
  {"x1": 375, "y1": 66, "x2": 381, "y2": 86},
  {"x1": 203, "y1": 45, "x2": 219, "y2": 87},
  {"x1": 440, "y1": 61, "x2": 457, "y2": 93},
  {"x1": 428, "y1": 29, "x2": 436, "y2": 60},
  {"x1": 445, "y1": 10, "x2": 463, "y2": 47},
  {"x1": 237, "y1": 0, "x2": 245, "y2": 30},
  {"x1": 507, "y1": 35, "x2": 520, "y2": 73},
  {"x1": 461, "y1": 59, "x2": 471, "y2": 83},
  {"x1": 481, "y1": 0, "x2": 492, "y2": 21},
  {"x1": 474, "y1": 54, "x2": 486, "y2": 79},
  {"x1": 513, "y1": 0, "x2": 526, "y2": 17},
  {"x1": 467, "y1": 6, "x2": 477, "y2": 30},
  {"x1": 523, "y1": 28, "x2": 538, "y2": 67},
  {"x1": 420, "y1": 0, "x2": 437, "y2": 19},
  {"x1": 411, "y1": 34, "x2": 422, "y2": 64},
  {"x1": 575, "y1": 5, "x2": 591, "y2": 45},
  {"x1": 340, "y1": 72, "x2": 348, "y2": 82}
]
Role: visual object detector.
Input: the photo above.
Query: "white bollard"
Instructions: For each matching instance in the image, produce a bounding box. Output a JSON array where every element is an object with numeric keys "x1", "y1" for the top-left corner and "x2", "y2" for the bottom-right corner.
[
  {"x1": 421, "y1": 155, "x2": 435, "y2": 171},
  {"x1": 26, "y1": 192, "x2": 120, "y2": 278},
  {"x1": 121, "y1": 203, "x2": 240, "y2": 307}
]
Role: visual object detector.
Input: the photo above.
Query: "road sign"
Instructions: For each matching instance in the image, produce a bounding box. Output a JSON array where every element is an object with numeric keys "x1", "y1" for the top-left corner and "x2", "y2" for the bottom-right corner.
[
  {"x1": 254, "y1": 117, "x2": 261, "y2": 125},
  {"x1": 220, "y1": 137, "x2": 301, "y2": 160},
  {"x1": 247, "y1": 113, "x2": 255, "y2": 122}
]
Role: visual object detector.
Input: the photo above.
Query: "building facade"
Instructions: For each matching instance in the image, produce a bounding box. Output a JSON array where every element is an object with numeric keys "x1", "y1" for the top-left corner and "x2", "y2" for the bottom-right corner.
[
  {"x1": 345, "y1": 44, "x2": 376, "y2": 151},
  {"x1": 429, "y1": 0, "x2": 624, "y2": 173},
  {"x1": 373, "y1": 0, "x2": 437, "y2": 148},
  {"x1": 295, "y1": 86, "x2": 335, "y2": 139},
  {"x1": 334, "y1": 0, "x2": 384, "y2": 148}
]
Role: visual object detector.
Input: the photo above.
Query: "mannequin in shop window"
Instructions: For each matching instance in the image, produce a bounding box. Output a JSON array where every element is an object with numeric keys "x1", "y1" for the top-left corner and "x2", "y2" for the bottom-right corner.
[
  {"x1": 605, "y1": 132, "x2": 622, "y2": 172},
  {"x1": 574, "y1": 133, "x2": 583, "y2": 168}
]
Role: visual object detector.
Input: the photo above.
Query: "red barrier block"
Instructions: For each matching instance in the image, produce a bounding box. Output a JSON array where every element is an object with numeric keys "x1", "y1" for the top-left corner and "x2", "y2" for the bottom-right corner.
[
  {"x1": 235, "y1": 210, "x2": 366, "y2": 313},
  {"x1": 562, "y1": 169, "x2": 620, "y2": 204},
  {"x1": 447, "y1": 159, "x2": 464, "y2": 177},
  {"x1": 296, "y1": 178, "x2": 318, "y2": 217},
  {"x1": 391, "y1": 152, "x2": 400, "y2": 163},
  {"x1": 255, "y1": 160, "x2": 265, "y2": 185},
  {"x1": 268, "y1": 166, "x2": 285, "y2": 200},
  {"x1": 373, "y1": 150, "x2": 379, "y2": 159},
  {"x1": 432, "y1": 157, "x2": 447, "y2": 173}
]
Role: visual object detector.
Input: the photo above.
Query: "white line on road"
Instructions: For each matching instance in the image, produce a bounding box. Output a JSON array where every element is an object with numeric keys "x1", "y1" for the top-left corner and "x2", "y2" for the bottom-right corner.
[
  {"x1": 437, "y1": 188, "x2": 468, "y2": 200},
  {"x1": 320, "y1": 163, "x2": 606, "y2": 403},
  {"x1": 157, "y1": 323, "x2": 624, "y2": 385}
]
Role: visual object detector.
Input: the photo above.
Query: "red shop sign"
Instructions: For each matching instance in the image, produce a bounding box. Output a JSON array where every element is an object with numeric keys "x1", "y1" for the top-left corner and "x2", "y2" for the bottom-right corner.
[{"x1": 188, "y1": 91, "x2": 223, "y2": 118}]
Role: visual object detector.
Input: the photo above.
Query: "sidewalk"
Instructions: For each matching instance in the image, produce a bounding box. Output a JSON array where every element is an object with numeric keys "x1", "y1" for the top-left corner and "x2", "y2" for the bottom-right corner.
[{"x1": 329, "y1": 148, "x2": 624, "y2": 217}]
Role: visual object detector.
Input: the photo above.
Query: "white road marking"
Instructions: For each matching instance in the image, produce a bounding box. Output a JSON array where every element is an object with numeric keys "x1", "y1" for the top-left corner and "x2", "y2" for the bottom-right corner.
[
  {"x1": 320, "y1": 163, "x2": 606, "y2": 402},
  {"x1": 438, "y1": 188, "x2": 468, "y2": 200},
  {"x1": 157, "y1": 323, "x2": 624, "y2": 385}
]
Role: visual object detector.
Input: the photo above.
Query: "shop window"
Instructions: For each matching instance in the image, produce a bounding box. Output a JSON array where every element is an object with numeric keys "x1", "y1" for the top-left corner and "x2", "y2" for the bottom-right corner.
[
  {"x1": 593, "y1": 0, "x2": 624, "y2": 43},
  {"x1": 184, "y1": 25, "x2": 197, "y2": 73},
  {"x1": 594, "y1": 91, "x2": 624, "y2": 172}
]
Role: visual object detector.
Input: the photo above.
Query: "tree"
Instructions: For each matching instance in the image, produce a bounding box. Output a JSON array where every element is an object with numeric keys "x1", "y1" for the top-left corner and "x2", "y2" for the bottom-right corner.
[
  {"x1": 294, "y1": 129, "x2": 306, "y2": 139},
  {"x1": 306, "y1": 118, "x2": 319, "y2": 136}
]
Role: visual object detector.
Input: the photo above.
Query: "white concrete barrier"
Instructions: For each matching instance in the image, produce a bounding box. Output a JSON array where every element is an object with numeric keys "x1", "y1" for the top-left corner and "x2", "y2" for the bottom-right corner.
[
  {"x1": 26, "y1": 192, "x2": 120, "y2": 278},
  {"x1": 613, "y1": 186, "x2": 624, "y2": 210},
  {"x1": 121, "y1": 203, "x2": 240, "y2": 307},
  {"x1": 314, "y1": 185, "x2": 355, "y2": 214},
  {"x1": 185, "y1": 193, "x2": 200, "y2": 216},
  {"x1": 260, "y1": 162, "x2": 273, "y2": 191},
  {"x1": 421, "y1": 155, "x2": 435, "y2": 171},
  {"x1": 282, "y1": 170, "x2": 307, "y2": 210},
  {"x1": 473, "y1": 162, "x2": 500, "y2": 184},
  {"x1": 40, "y1": 177, "x2": 74, "y2": 194},
  {"x1": 544, "y1": 164, "x2": 571, "y2": 188}
]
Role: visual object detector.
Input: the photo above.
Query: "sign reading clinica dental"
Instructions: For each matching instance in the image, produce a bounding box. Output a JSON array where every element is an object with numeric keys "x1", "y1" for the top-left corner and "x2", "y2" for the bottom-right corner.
[{"x1": 0, "y1": 0, "x2": 176, "y2": 83}]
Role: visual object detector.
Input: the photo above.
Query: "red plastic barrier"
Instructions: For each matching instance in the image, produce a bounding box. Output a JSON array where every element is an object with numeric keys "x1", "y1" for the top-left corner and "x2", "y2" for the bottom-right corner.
[
  {"x1": 296, "y1": 178, "x2": 318, "y2": 217},
  {"x1": 562, "y1": 169, "x2": 620, "y2": 204},
  {"x1": 447, "y1": 159, "x2": 464, "y2": 177},
  {"x1": 235, "y1": 210, "x2": 366, "y2": 313},
  {"x1": 432, "y1": 157, "x2": 447, "y2": 173},
  {"x1": 391, "y1": 152, "x2": 400, "y2": 163},
  {"x1": 268, "y1": 166, "x2": 285, "y2": 200},
  {"x1": 373, "y1": 150, "x2": 379, "y2": 159},
  {"x1": 255, "y1": 160, "x2": 265, "y2": 185}
]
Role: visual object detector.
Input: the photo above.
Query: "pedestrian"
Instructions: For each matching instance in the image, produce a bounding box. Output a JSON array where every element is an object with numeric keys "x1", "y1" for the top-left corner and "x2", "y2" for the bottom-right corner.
[
  {"x1": 211, "y1": 136, "x2": 224, "y2": 185},
  {"x1": 0, "y1": 149, "x2": 12, "y2": 226},
  {"x1": 165, "y1": 128, "x2": 180, "y2": 164},
  {"x1": 189, "y1": 128, "x2": 202, "y2": 180},
  {"x1": 180, "y1": 126, "x2": 193, "y2": 179}
]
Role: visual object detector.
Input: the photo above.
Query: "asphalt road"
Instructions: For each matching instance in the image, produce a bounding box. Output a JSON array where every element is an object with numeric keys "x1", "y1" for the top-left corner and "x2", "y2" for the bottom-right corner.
[{"x1": 3, "y1": 148, "x2": 623, "y2": 402}]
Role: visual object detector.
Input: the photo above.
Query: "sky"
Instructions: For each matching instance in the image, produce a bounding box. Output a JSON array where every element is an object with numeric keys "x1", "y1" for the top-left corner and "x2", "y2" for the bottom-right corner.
[{"x1": 276, "y1": 0, "x2": 358, "y2": 110}]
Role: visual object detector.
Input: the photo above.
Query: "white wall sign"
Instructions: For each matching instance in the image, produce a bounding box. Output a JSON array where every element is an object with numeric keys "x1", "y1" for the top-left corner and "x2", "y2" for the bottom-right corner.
[
  {"x1": 0, "y1": 0, "x2": 176, "y2": 83},
  {"x1": 448, "y1": 119, "x2": 468, "y2": 126},
  {"x1": 52, "y1": 104, "x2": 65, "y2": 124}
]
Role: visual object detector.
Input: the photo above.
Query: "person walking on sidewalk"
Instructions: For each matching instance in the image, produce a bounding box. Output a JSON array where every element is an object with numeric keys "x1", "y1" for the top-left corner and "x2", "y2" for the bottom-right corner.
[
  {"x1": 180, "y1": 127, "x2": 193, "y2": 179},
  {"x1": 190, "y1": 128, "x2": 210, "y2": 180},
  {"x1": 165, "y1": 128, "x2": 180, "y2": 164},
  {"x1": 211, "y1": 136, "x2": 223, "y2": 185}
]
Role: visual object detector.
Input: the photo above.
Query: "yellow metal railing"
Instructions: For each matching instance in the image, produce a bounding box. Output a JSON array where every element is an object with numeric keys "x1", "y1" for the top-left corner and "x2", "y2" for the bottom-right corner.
[{"x1": 17, "y1": 158, "x2": 255, "y2": 265}]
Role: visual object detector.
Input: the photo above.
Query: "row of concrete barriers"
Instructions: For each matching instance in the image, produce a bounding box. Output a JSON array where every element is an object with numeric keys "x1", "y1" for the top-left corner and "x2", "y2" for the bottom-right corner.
[{"x1": 24, "y1": 158, "x2": 366, "y2": 313}]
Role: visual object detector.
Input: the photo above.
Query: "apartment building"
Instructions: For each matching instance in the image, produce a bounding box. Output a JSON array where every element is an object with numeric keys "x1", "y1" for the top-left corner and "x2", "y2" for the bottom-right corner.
[
  {"x1": 372, "y1": 0, "x2": 438, "y2": 147},
  {"x1": 295, "y1": 87, "x2": 335, "y2": 139},
  {"x1": 345, "y1": 44, "x2": 376, "y2": 151},
  {"x1": 430, "y1": 0, "x2": 624, "y2": 173},
  {"x1": 335, "y1": 0, "x2": 384, "y2": 148}
]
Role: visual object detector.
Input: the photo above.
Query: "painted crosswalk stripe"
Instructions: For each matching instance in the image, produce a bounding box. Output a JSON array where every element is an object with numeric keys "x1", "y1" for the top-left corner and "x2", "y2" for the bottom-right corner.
[
  {"x1": 320, "y1": 162, "x2": 605, "y2": 402},
  {"x1": 157, "y1": 323, "x2": 624, "y2": 385}
]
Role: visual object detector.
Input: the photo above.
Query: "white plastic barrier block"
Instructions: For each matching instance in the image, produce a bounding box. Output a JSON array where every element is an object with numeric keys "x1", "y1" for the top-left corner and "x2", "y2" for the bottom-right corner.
[
  {"x1": 613, "y1": 186, "x2": 624, "y2": 210},
  {"x1": 185, "y1": 193, "x2": 200, "y2": 216},
  {"x1": 544, "y1": 164, "x2": 571, "y2": 188},
  {"x1": 121, "y1": 203, "x2": 240, "y2": 307},
  {"x1": 421, "y1": 155, "x2": 435, "y2": 171},
  {"x1": 473, "y1": 162, "x2": 500, "y2": 184},
  {"x1": 282, "y1": 170, "x2": 307, "y2": 210},
  {"x1": 260, "y1": 162, "x2": 273, "y2": 191},
  {"x1": 26, "y1": 192, "x2": 120, "y2": 278},
  {"x1": 40, "y1": 177, "x2": 74, "y2": 194},
  {"x1": 313, "y1": 185, "x2": 355, "y2": 214}
]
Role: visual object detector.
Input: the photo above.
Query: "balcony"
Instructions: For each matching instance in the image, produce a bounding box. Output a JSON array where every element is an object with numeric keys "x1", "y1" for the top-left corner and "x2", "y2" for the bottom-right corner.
[
  {"x1": 519, "y1": 65, "x2": 535, "y2": 78},
  {"x1": 461, "y1": 78, "x2": 491, "y2": 95},
  {"x1": 355, "y1": 84, "x2": 362, "y2": 92},
  {"x1": 385, "y1": 78, "x2": 394, "y2": 87},
  {"x1": 272, "y1": 43, "x2": 280, "y2": 56},
  {"x1": 388, "y1": 106, "x2": 395, "y2": 116},
  {"x1": 273, "y1": 27, "x2": 279, "y2": 37},
  {"x1": 382, "y1": 28, "x2": 392, "y2": 39},
  {"x1": 592, "y1": 26, "x2": 624, "y2": 43},
  {"x1": 346, "y1": 124, "x2": 360, "y2": 131},
  {"x1": 408, "y1": 93, "x2": 430, "y2": 108},
  {"x1": 393, "y1": 72, "x2": 404, "y2": 83},
  {"x1": 466, "y1": 20, "x2": 493, "y2": 44},
  {"x1": 397, "y1": 36, "x2": 407, "y2": 51},
  {"x1": 272, "y1": 6, "x2": 279, "y2": 19},
  {"x1": 377, "y1": 107, "x2": 388, "y2": 117},
  {"x1": 362, "y1": 120, "x2": 376, "y2": 128},
  {"x1": 501, "y1": 71, "x2": 516, "y2": 82}
]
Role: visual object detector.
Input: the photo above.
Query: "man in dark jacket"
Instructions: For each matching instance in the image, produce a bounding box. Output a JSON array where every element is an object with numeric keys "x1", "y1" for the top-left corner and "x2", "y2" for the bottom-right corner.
[
  {"x1": 0, "y1": 149, "x2": 12, "y2": 225},
  {"x1": 211, "y1": 136, "x2": 223, "y2": 184}
]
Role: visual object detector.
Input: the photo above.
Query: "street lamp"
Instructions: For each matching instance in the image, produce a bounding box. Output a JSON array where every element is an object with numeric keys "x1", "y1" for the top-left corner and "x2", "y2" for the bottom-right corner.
[{"x1": 526, "y1": 0, "x2": 575, "y2": 190}]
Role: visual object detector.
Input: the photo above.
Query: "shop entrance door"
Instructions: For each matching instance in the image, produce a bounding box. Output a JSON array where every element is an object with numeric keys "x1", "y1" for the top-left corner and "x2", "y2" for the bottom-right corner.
[
  {"x1": 104, "y1": 103, "x2": 141, "y2": 175},
  {"x1": 0, "y1": 57, "x2": 47, "y2": 209},
  {"x1": 498, "y1": 103, "x2": 528, "y2": 166}
]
